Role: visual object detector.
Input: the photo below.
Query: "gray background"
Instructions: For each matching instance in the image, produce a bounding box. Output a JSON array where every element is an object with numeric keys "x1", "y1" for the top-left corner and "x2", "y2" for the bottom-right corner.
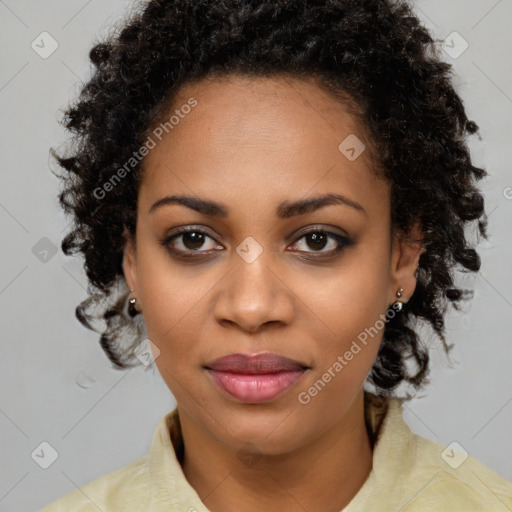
[{"x1": 0, "y1": 1, "x2": 511, "y2": 511}]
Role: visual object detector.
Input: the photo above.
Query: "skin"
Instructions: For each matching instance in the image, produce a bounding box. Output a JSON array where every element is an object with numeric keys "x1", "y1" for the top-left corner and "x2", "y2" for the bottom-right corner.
[{"x1": 123, "y1": 74, "x2": 423, "y2": 512}]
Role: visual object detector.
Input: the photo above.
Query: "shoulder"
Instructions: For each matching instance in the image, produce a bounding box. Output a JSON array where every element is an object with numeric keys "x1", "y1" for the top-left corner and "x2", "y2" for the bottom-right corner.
[
  {"x1": 404, "y1": 432, "x2": 512, "y2": 511},
  {"x1": 40, "y1": 456, "x2": 149, "y2": 511},
  {"x1": 353, "y1": 395, "x2": 512, "y2": 512}
]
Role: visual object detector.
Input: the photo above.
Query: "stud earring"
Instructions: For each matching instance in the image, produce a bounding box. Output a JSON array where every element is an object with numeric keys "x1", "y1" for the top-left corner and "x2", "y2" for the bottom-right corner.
[
  {"x1": 392, "y1": 287, "x2": 405, "y2": 311},
  {"x1": 128, "y1": 288, "x2": 139, "y2": 317}
]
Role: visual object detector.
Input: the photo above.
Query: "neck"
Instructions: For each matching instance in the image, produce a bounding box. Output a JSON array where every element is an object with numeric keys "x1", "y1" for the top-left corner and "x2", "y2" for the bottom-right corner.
[{"x1": 178, "y1": 389, "x2": 374, "y2": 512}]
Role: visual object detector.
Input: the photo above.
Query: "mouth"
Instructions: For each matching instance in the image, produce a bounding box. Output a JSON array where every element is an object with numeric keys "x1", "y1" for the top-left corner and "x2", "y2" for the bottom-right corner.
[{"x1": 204, "y1": 352, "x2": 310, "y2": 404}]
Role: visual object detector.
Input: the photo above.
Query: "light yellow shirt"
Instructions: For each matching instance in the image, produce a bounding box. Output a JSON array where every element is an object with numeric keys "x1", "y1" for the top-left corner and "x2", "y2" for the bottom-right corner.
[{"x1": 42, "y1": 393, "x2": 512, "y2": 511}]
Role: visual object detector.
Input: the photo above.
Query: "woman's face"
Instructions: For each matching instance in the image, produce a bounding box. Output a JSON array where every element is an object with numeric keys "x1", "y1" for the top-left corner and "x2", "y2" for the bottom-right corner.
[{"x1": 123, "y1": 74, "x2": 421, "y2": 456}]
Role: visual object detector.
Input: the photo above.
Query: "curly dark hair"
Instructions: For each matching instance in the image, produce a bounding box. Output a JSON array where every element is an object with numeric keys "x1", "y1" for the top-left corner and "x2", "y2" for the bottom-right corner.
[{"x1": 51, "y1": 0, "x2": 488, "y2": 398}]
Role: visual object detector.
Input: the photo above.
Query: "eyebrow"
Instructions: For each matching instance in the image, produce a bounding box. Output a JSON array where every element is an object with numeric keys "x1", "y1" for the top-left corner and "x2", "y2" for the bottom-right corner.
[{"x1": 148, "y1": 192, "x2": 367, "y2": 218}]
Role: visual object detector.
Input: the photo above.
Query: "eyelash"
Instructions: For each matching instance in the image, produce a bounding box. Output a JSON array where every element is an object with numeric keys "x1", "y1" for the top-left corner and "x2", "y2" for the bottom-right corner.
[{"x1": 160, "y1": 225, "x2": 353, "y2": 261}]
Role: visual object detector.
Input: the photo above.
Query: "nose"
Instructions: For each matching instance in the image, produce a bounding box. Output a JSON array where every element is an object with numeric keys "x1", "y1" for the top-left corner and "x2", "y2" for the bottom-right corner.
[{"x1": 212, "y1": 251, "x2": 295, "y2": 334}]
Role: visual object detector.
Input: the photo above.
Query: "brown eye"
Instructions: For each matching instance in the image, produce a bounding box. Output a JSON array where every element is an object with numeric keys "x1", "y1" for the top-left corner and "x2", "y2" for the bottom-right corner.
[
  {"x1": 304, "y1": 232, "x2": 328, "y2": 251},
  {"x1": 162, "y1": 227, "x2": 223, "y2": 256},
  {"x1": 291, "y1": 230, "x2": 349, "y2": 254},
  {"x1": 181, "y1": 231, "x2": 207, "y2": 250}
]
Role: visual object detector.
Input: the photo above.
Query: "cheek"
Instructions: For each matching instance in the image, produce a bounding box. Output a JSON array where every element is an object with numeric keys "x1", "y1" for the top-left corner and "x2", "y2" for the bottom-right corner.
[
  {"x1": 297, "y1": 240, "x2": 391, "y2": 385},
  {"x1": 303, "y1": 244, "x2": 390, "y2": 337},
  {"x1": 134, "y1": 244, "x2": 206, "y2": 369},
  {"x1": 135, "y1": 232, "x2": 211, "y2": 327}
]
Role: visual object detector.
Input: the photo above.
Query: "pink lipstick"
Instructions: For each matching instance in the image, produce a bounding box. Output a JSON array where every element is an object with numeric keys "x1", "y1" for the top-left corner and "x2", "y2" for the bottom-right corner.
[{"x1": 204, "y1": 352, "x2": 309, "y2": 403}]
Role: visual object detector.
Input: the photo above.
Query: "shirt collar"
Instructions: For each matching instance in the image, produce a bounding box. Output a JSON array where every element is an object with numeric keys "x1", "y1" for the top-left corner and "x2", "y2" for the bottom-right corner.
[
  {"x1": 146, "y1": 405, "x2": 210, "y2": 512},
  {"x1": 343, "y1": 393, "x2": 413, "y2": 510},
  {"x1": 146, "y1": 392, "x2": 408, "y2": 511}
]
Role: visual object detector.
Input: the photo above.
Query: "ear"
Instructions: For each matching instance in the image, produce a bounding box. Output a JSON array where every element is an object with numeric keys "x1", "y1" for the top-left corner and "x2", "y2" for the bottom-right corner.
[
  {"x1": 122, "y1": 226, "x2": 138, "y2": 294},
  {"x1": 388, "y1": 222, "x2": 424, "y2": 306}
]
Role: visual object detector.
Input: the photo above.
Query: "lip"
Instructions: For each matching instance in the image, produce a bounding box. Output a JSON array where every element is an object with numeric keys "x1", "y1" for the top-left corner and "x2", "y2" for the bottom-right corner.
[{"x1": 204, "y1": 353, "x2": 309, "y2": 404}]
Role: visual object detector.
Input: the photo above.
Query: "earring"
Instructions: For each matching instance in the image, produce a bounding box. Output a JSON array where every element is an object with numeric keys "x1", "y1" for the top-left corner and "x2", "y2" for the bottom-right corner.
[
  {"x1": 128, "y1": 288, "x2": 139, "y2": 317},
  {"x1": 392, "y1": 287, "x2": 405, "y2": 311}
]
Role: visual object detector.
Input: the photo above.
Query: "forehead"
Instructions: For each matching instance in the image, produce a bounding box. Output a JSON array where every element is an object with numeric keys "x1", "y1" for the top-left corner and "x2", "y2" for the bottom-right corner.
[
  {"x1": 148, "y1": 73, "x2": 367, "y2": 157},
  {"x1": 139, "y1": 74, "x2": 387, "y2": 218}
]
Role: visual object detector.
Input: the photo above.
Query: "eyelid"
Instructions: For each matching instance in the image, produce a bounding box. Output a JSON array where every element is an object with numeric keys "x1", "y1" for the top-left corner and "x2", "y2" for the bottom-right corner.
[
  {"x1": 287, "y1": 228, "x2": 351, "y2": 256},
  {"x1": 162, "y1": 225, "x2": 222, "y2": 251},
  {"x1": 288, "y1": 223, "x2": 349, "y2": 241},
  {"x1": 161, "y1": 223, "x2": 352, "y2": 258}
]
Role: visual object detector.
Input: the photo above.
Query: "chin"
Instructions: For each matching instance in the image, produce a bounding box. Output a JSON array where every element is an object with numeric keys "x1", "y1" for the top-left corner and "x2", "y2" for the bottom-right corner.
[{"x1": 214, "y1": 409, "x2": 308, "y2": 456}]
